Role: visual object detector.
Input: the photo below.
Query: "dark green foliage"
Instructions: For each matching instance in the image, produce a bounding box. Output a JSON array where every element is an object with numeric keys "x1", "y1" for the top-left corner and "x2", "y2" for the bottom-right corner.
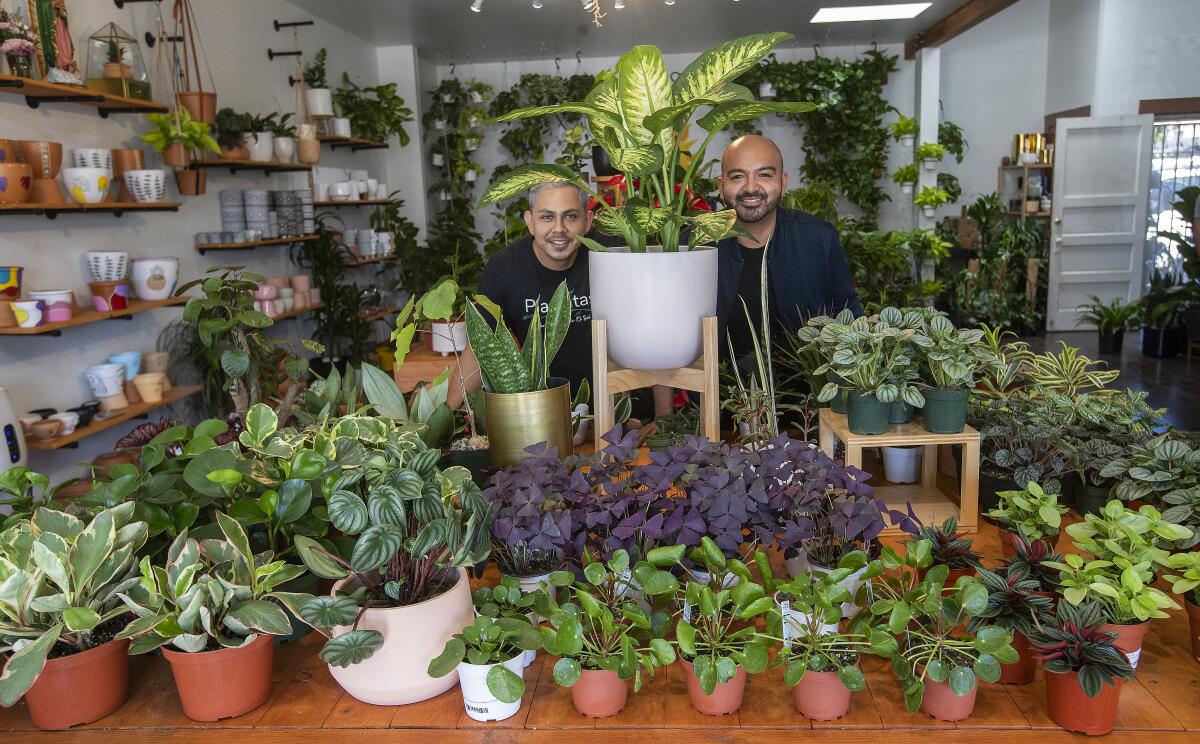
[
  {"x1": 1027, "y1": 600, "x2": 1134, "y2": 697},
  {"x1": 967, "y1": 566, "x2": 1055, "y2": 637},
  {"x1": 291, "y1": 216, "x2": 370, "y2": 363}
]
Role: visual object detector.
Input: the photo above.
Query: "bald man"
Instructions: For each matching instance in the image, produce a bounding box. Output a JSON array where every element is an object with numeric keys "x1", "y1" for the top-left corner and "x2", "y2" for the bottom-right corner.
[{"x1": 715, "y1": 135, "x2": 861, "y2": 366}]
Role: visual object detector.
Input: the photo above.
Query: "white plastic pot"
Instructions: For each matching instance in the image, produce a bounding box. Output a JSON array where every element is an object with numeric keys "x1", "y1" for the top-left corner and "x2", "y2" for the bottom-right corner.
[
  {"x1": 273, "y1": 136, "x2": 295, "y2": 163},
  {"x1": 130, "y1": 257, "x2": 179, "y2": 300},
  {"x1": 332, "y1": 118, "x2": 352, "y2": 137},
  {"x1": 900, "y1": 182, "x2": 914, "y2": 195},
  {"x1": 590, "y1": 247, "x2": 717, "y2": 370},
  {"x1": 430, "y1": 321, "x2": 467, "y2": 356},
  {"x1": 758, "y1": 81, "x2": 776, "y2": 99},
  {"x1": 921, "y1": 205, "x2": 936, "y2": 218},
  {"x1": 305, "y1": 88, "x2": 333, "y2": 117},
  {"x1": 457, "y1": 655, "x2": 525, "y2": 722},
  {"x1": 432, "y1": 153, "x2": 444, "y2": 167},
  {"x1": 243, "y1": 132, "x2": 274, "y2": 162},
  {"x1": 776, "y1": 593, "x2": 839, "y2": 649},
  {"x1": 515, "y1": 571, "x2": 555, "y2": 624},
  {"x1": 922, "y1": 158, "x2": 938, "y2": 171},
  {"x1": 808, "y1": 561, "x2": 869, "y2": 619},
  {"x1": 900, "y1": 135, "x2": 914, "y2": 148},
  {"x1": 883, "y1": 445, "x2": 922, "y2": 484}
]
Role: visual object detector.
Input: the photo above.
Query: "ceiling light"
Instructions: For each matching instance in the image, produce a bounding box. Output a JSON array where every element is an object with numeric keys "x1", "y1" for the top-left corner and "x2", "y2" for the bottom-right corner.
[
  {"x1": 811, "y1": 3, "x2": 931, "y2": 22},
  {"x1": 614, "y1": 0, "x2": 626, "y2": 7},
  {"x1": 532, "y1": 0, "x2": 543, "y2": 6},
  {"x1": 664, "y1": 0, "x2": 675, "y2": 5},
  {"x1": 470, "y1": 0, "x2": 484, "y2": 11}
]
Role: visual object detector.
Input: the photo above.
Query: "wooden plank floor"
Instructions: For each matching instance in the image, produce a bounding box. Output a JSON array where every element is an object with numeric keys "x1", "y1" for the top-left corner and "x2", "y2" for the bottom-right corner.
[{"x1": 3, "y1": 523, "x2": 1197, "y2": 741}]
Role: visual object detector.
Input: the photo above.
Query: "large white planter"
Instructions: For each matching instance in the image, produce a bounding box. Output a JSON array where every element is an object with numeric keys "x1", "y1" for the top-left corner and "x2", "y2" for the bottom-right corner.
[
  {"x1": 883, "y1": 445, "x2": 921, "y2": 484},
  {"x1": 457, "y1": 655, "x2": 525, "y2": 722},
  {"x1": 306, "y1": 88, "x2": 333, "y2": 117},
  {"x1": 431, "y1": 321, "x2": 467, "y2": 356},
  {"x1": 328, "y1": 568, "x2": 474, "y2": 705},
  {"x1": 590, "y1": 248, "x2": 718, "y2": 370},
  {"x1": 243, "y1": 132, "x2": 274, "y2": 162}
]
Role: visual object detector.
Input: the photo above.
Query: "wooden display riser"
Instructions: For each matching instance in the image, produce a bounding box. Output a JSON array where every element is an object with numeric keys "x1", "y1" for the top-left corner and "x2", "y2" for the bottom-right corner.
[{"x1": 4, "y1": 523, "x2": 1198, "y2": 742}]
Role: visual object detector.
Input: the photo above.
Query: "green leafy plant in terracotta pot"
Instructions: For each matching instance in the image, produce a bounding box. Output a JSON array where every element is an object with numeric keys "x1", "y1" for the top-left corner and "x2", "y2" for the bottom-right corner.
[
  {"x1": 984, "y1": 481, "x2": 1069, "y2": 558},
  {"x1": 114, "y1": 512, "x2": 306, "y2": 721},
  {"x1": 213, "y1": 107, "x2": 251, "y2": 159},
  {"x1": 478, "y1": 33, "x2": 816, "y2": 372},
  {"x1": 427, "y1": 615, "x2": 541, "y2": 722},
  {"x1": 916, "y1": 313, "x2": 996, "y2": 433},
  {"x1": 0, "y1": 503, "x2": 147, "y2": 730},
  {"x1": 899, "y1": 513, "x2": 982, "y2": 586},
  {"x1": 140, "y1": 108, "x2": 220, "y2": 167},
  {"x1": 1027, "y1": 600, "x2": 1134, "y2": 735},
  {"x1": 966, "y1": 566, "x2": 1054, "y2": 685}
]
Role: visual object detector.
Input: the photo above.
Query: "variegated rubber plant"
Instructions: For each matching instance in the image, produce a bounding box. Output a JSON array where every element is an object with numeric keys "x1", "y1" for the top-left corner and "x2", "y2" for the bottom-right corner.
[{"x1": 476, "y1": 33, "x2": 816, "y2": 252}]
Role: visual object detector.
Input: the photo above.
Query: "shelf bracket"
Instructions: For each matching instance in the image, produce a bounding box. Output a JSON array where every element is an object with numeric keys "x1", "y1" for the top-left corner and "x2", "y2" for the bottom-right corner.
[
  {"x1": 274, "y1": 19, "x2": 314, "y2": 31},
  {"x1": 114, "y1": 0, "x2": 161, "y2": 7},
  {"x1": 267, "y1": 49, "x2": 302, "y2": 60},
  {"x1": 26, "y1": 94, "x2": 106, "y2": 109},
  {"x1": 0, "y1": 78, "x2": 25, "y2": 89}
]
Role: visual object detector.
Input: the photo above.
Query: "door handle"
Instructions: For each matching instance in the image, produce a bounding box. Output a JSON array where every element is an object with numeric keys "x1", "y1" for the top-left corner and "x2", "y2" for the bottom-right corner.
[
  {"x1": 1053, "y1": 218, "x2": 1062, "y2": 225},
  {"x1": 1054, "y1": 237, "x2": 1063, "y2": 243}
]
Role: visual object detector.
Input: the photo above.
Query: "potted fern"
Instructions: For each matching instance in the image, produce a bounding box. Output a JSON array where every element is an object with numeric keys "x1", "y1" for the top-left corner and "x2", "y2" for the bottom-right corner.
[
  {"x1": 1077, "y1": 294, "x2": 1140, "y2": 354},
  {"x1": 478, "y1": 33, "x2": 815, "y2": 372}
]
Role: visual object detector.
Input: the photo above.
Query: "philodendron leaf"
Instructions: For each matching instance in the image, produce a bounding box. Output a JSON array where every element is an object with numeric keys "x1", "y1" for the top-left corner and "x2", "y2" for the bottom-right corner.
[
  {"x1": 321, "y1": 629, "x2": 385, "y2": 668},
  {"x1": 0, "y1": 625, "x2": 61, "y2": 706},
  {"x1": 487, "y1": 663, "x2": 526, "y2": 704}
]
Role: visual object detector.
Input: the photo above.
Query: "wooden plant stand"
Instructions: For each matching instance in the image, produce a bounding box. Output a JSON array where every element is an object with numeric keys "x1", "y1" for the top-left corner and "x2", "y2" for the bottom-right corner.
[
  {"x1": 818, "y1": 408, "x2": 981, "y2": 534},
  {"x1": 591, "y1": 317, "x2": 720, "y2": 448}
]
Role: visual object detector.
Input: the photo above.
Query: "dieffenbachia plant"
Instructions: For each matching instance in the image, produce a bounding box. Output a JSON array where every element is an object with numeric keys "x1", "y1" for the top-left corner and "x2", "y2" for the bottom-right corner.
[
  {"x1": 465, "y1": 280, "x2": 570, "y2": 394},
  {"x1": 477, "y1": 33, "x2": 816, "y2": 252}
]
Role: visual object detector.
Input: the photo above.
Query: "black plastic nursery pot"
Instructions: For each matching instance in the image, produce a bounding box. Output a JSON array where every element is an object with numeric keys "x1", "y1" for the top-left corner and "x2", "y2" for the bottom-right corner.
[
  {"x1": 888, "y1": 400, "x2": 915, "y2": 424},
  {"x1": 592, "y1": 145, "x2": 617, "y2": 177},
  {"x1": 979, "y1": 470, "x2": 1019, "y2": 513},
  {"x1": 922, "y1": 388, "x2": 969, "y2": 434},
  {"x1": 1097, "y1": 329, "x2": 1124, "y2": 355},
  {"x1": 1075, "y1": 483, "x2": 1112, "y2": 517},
  {"x1": 1142, "y1": 326, "x2": 1180, "y2": 358},
  {"x1": 441, "y1": 447, "x2": 493, "y2": 486},
  {"x1": 846, "y1": 390, "x2": 888, "y2": 435}
]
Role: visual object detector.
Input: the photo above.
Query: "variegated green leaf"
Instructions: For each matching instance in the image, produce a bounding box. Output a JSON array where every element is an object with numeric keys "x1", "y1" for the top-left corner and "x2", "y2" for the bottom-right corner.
[
  {"x1": 488, "y1": 103, "x2": 622, "y2": 134},
  {"x1": 611, "y1": 143, "x2": 664, "y2": 177},
  {"x1": 616, "y1": 45, "x2": 672, "y2": 149},
  {"x1": 626, "y1": 198, "x2": 672, "y2": 233},
  {"x1": 543, "y1": 281, "x2": 572, "y2": 375},
  {"x1": 593, "y1": 206, "x2": 636, "y2": 239},
  {"x1": 697, "y1": 101, "x2": 818, "y2": 132},
  {"x1": 672, "y1": 33, "x2": 792, "y2": 103},
  {"x1": 478, "y1": 163, "x2": 578, "y2": 208},
  {"x1": 641, "y1": 83, "x2": 755, "y2": 134},
  {"x1": 690, "y1": 209, "x2": 741, "y2": 244}
]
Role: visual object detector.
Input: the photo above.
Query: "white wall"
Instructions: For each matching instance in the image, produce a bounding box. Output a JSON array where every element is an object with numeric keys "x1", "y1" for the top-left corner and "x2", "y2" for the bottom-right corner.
[
  {"x1": 1092, "y1": 0, "x2": 1200, "y2": 117},
  {"x1": 1, "y1": 0, "x2": 405, "y2": 483},
  {"x1": 375, "y1": 44, "x2": 431, "y2": 240},
  {"x1": 1044, "y1": 0, "x2": 1100, "y2": 115}
]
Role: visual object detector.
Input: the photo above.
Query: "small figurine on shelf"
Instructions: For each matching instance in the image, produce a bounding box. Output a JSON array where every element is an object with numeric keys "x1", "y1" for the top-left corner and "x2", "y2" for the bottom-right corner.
[{"x1": 0, "y1": 8, "x2": 37, "y2": 78}]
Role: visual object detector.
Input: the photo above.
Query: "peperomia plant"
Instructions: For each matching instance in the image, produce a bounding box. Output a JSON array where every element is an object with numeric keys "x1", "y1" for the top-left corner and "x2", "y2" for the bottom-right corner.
[
  {"x1": 0, "y1": 504, "x2": 148, "y2": 707},
  {"x1": 808, "y1": 307, "x2": 927, "y2": 409},
  {"x1": 647, "y1": 538, "x2": 775, "y2": 694},
  {"x1": 427, "y1": 616, "x2": 541, "y2": 704},
  {"x1": 465, "y1": 281, "x2": 570, "y2": 394},
  {"x1": 984, "y1": 482, "x2": 1068, "y2": 542},
  {"x1": 919, "y1": 314, "x2": 996, "y2": 390},
  {"x1": 1100, "y1": 435, "x2": 1200, "y2": 513},
  {"x1": 1044, "y1": 552, "x2": 1178, "y2": 624},
  {"x1": 479, "y1": 33, "x2": 815, "y2": 252},
  {"x1": 1064, "y1": 499, "x2": 1192, "y2": 567},
  {"x1": 1027, "y1": 600, "x2": 1134, "y2": 697},
  {"x1": 1165, "y1": 551, "x2": 1200, "y2": 607},
  {"x1": 539, "y1": 550, "x2": 678, "y2": 691}
]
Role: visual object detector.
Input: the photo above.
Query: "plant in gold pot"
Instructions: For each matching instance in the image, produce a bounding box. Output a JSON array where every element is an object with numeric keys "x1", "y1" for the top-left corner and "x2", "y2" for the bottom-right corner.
[{"x1": 478, "y1": 33, "x2": 815, "y2": 371}]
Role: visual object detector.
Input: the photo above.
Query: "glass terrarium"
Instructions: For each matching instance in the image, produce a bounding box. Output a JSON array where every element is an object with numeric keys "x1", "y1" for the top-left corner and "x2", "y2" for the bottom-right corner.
[{"x1": 83, "y1": 23, "x2": 151, "y2": 101}]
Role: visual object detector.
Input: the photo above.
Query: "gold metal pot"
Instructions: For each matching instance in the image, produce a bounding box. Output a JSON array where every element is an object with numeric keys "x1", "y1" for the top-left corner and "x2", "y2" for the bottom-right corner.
[{"x1": 484, "y1": 379, "x2": 572, "y2": 467}]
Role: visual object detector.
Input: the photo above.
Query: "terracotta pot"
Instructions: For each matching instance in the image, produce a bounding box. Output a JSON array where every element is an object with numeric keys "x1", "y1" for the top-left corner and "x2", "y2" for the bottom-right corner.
[
  {"x1": 297, "y1": 138, "x2": 320, "y2": 165},
  {"x1": 1045, "y1": 669, "x2": 1123, "y2": 736},
  {"x1": 220, "y1": 144, "x2": 250, "y2": 161},
  {"x1": 110, "y1": 148, "x2": 145, "y2": 202},
  {"x1": 998, "y1": 631, "x2": 1036, "y2": 685},
  {"x1": 22, "y1": 638, "x2": 130, "y2": 730},
  {"x1": 680, "y1": 659, "x2": 746, "y2": 716},
  {"x1": 1186, "y1": 599, "x2": 1200, "y2": 661},
  {"x1": 0, "y1": 162, "x2": 32, "y2": 204},
  {"x1": 1098, "y1": 621, "x2": 1150, "y2": 670},
  {"x1": 327, "y1": 568, "x2": 474, "y2": 705},
  {"x1": 919, "y1": 675, "x2": 977, "y2": 721},
  {"x1": 19, "y1": 140, "x2": 62, "y2": 178},
  {"x1": 792, "y1": 668, "x2": 852, "y2": 720},
  {"x1": 162, "y1": 634, "x2": 274, "y2": 721},
  {"x1": 0, "y1": 138, "x2": 17, "y2": 164},
  {"x1": 133, "y1": 373, "x2": 165, "y2": 403},
  {"x1": 570, "y1": 669, "x2": 628, "y2": 718},
  {"x1": 30, "y1": 178, "x2": 65, "y2": 203},
  {"x1": 175, "y1": 169, "x2": 206, "y2": 196},
  {"x1": 177, "y1": 91, "x2": 217, "y2": 125},
  {"x1": 162, "y1": 142, "x2": 190, "y2": 168},
  {"x1": 103, "y1": 62, "x2": 132, "y2": 79}
]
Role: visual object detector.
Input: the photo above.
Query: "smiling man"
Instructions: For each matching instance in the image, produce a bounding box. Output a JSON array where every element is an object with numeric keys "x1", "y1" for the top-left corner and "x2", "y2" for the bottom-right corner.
[{"x1": 715, "y1": 134, "x2": 862, "y2": 366}]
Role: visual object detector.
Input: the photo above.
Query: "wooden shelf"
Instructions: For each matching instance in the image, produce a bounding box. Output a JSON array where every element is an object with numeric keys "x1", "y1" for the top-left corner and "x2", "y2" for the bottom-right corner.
[
  {"x1": 195, "y1": 235, "x2": 318, "y2": 254},
  {"x1": 1008, "y1": 210, "x2": 1051, "y2": 218},
  {"x1": 344, "y1": 255, "x2": 395, "y2": 267},
  {"x1": 27, "y1": 385, "x2": 200, "y2": 450},
  {"x1": 0, "y1": 74, "x2": 167, "y2": 117},
  {"x1": 361, "y1": 306, "x2": 401, "y2": 322},
  {"x1": 314, "y1": 199, "x2": 390, "y2": 207},
  {"x1": 0, "y1": 296, "x2": 188, "y2": 337},
  {"x1": 270, "y1": 302, "x2": 324, "y2": 321},
  {"x1": 189, "y1": 158, "x2": 311, "y2": 174},
  {"x1": 1000, "y1": 163, "x2": 1054, "y2": 170},
  {"x1": 0, "y1": 201, "x2": 180, "y2": 219},
  {"x1": 316, "y1": 135, "x2": 389, "y2": 151}
]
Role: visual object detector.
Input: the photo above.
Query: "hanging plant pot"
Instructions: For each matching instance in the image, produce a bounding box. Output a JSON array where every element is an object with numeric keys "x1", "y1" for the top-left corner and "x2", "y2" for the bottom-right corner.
[
  {"x1": 484, "y1": 378, "x2": 573, "y2": 468},
  {"x1": 900, "y1": 134, "x2": 915, "y2": 148},
  {"x1": 920, "y1": 675, "x2": 977, "y2": 721},
  {"x1": 297, "y1": 138, "x2": 321, "y2": 165},
  {"x1": 922, "y1": 158, "x2": 938, "y2": 171},
  {"x1": 432, "y1": 153, "x2": 444, "y2": 167},
  {"x1": 21, "y1": 638, "x2": 130, "y2": 730},
  {"x1": 442, "y1": 92, "x2": 455, "y2": 103},
  {"x1": 434, "y1": 118, "x2": 446, "y2": 130},
  {"x1": 758, "y1": 81, "x2": 776, "y2": 99},
  {"x1": 162, "y1": 635, "x2": 275, "y2": 721},
  {"x1": 845, "y1": 390, "x2": 888, "y2": 435},
  {"x1": 1045, "y1": 670, "x2": 1123, "y2": 736},
  {"x1": 921, "y1": 205, "x2": 937, "y2": 218},
  {"x1": 1097, "y1": 329, "x2": 1124, "y2": 354},
  {"x1": 471, "y1": 90, "x2": 483, "y2": 104},
  {"x1": 176, "y1": 91, "x2": 217, "y2": 125},
  {"x1": 680, "y1": 659, "x2": 745, "y2": 716},
  {"x1": 465, "y1": 169, "x2": 477, "y2": 182},
  {"x1": 570, "y1": 669, "x2": 629, "y2": 718},
  {"x1": 1098, "y1": 620, "x2": 1150, "y2": 670},
  {"x1": 175, "y1": 168, "x2": 207, "y2": 196},
  {"x1": 430, "y1": 320, "x2": 468, "y2": 356},
  {"x1": 792, "y1": 668, "x2": 853, "y2": 720},
  {"x1": 900, "y1": 182, "x2": 914, "y2": 194},
  {"x1": 162, "y1": 142, "x2": 190, "y2": 168},
  {"x1": 922, "y1": 388, "x2": 969, "y2": 433},
  {"x1": 997, "y1": 632, "x2": 1036, "y2": 684}
]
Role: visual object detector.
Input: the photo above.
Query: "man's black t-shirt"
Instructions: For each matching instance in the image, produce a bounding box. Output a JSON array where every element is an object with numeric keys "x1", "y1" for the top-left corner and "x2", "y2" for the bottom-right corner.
[
  {"x1": 727, "y1": 244, "x2": 766, "y2": 362},
  {"x1": 477, "y1": 236, "x2": 592, "y2": 401}
]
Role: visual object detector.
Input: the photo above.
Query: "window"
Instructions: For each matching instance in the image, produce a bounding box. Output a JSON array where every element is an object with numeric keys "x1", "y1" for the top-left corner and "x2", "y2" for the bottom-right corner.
[{"x1": 1147, "y1": 118, "x2": 1200, "y2": 275}]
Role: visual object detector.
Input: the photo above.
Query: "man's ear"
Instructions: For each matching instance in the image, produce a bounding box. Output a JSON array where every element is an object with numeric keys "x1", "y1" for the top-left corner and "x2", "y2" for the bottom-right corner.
[
  {"x1": 780, "y1": 170, "x2": 789, "y2": 193},
  {"x1": 583, "y1": 208, "x2": 594, "y2": 234},
  {"x1": 523, "y1": 210, "x2": 534, "y2": 235}
]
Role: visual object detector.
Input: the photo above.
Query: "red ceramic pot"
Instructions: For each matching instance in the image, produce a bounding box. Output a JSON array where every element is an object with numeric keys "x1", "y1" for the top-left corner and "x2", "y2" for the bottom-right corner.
[{"x1": 1045, "y1": 669, "x2": 1123, "y2": 735}]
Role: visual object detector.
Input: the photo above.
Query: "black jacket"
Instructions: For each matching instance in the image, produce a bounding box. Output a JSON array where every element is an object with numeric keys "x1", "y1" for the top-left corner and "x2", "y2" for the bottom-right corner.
[{"x1": 715, "y1": 207, "x2": 862, "y2": 339}]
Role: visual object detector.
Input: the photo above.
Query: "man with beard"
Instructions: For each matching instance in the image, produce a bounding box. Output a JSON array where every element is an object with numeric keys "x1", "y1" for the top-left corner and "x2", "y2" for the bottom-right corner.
[{"x1": 715, "y1": 134, "x2": 861, "y2": 367}]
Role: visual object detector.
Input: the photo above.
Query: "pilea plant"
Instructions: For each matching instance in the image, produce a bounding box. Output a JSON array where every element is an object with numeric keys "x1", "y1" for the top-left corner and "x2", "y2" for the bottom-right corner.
[
  {"x1": 473, "y1": 576, "x2": 543, "y2": 621},
  {"x1": 985, "y1": 482, "x2": 1069, "y2": 542},
  {"x1": 427, "y1": 615, "x2": 541, "y2": 704}
]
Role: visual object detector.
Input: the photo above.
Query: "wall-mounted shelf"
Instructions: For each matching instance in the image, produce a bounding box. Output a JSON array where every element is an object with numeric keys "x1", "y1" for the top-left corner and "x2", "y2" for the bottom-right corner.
[
  {"x1": 188, "y1": 158, "x2": 311, "y2": 175},
  {"x1": 314, "y1": 199, "x2": 389, "y2": 208},
  {"x1": 997, "y1": 161, "x2": 1054, "y2": 224},
  {"x1": 271, "y1": 302, "x2": 324, "y2": 322},
  {"x1": 0, "y1": 201, "x2": 180, "y2": 220},
  {"x1": 1008, "y1": 210, "x2": 1051, "y2": 218},
  {"x1": 0, "y1": 74, "x2": 168, "y2": 118},
  {"x1": 195, "y1": 235, "x2": 317, "y2": 254},
  {"x1": 344, "y1": 255, "x2": 394, "y2": 267},
  {"x1": 27, "y1": 385, "x2": 201, "y2": 450},
  {"x1": 361, "y1": 306, "x2": 401, "y2": 323},
  {"x1": 0, "y1": 296, "x2": 189, "y2": 337},
  {"x1": 317, "y1": 135, "x2": 388, "y2": 151}
]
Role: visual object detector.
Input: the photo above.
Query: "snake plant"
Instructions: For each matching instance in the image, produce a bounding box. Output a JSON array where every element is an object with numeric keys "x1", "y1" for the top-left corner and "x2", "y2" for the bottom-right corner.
[{"x1": 465, "y1": 280, "x2": 571, "y2": 394}]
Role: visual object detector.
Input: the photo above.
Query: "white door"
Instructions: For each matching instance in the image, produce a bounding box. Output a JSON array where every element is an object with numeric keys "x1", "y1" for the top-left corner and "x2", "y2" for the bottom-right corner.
[{"x1": 1047, "y1": 115, "x2": 1154, "y2": 330}]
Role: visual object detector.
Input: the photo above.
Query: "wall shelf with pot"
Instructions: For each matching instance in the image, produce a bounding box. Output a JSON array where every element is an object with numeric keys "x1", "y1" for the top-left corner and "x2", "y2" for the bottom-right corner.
[
  {"x1": 26, "y1": 385, "x2": 200, "y2": 450},
  {"x1": 188, "y1": 158, "x2": 311, "y2": 175},
  {"x1": 195, "y1": 235, "x2": 318, "y2": 255},
  {"x1": 0, "y1": 296, "x2": 189, "y2": 337},
  {"x1": 270, "y1": 302, "x2": 324, "y2": 322},
  {"x1": 314, "y1": 199, "x2": 390, "y2": 208},
  {"x1": 0, "y1": 73, "x2": 168, "y2": 118},
  {"x1": 0, "y1": 201, "x2": 180, "y2": 220},
  {"x1": 344, "y1": 255, "x2": 394, "y2": 268},
  {"x1": 317, "y1": 135, "x2": 388, "y2": 151}
]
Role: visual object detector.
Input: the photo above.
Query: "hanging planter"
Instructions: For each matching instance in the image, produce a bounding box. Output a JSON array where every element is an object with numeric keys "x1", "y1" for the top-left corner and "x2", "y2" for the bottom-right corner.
[
  {"x1": 175, "y1": 167, "x2": 207, "y2": 196},
  {"x1": 162, "y1": 142, "x2": 190, "y2": 168},
  {"x1": 172, "y1": 1, "x2": 217, "y2": 124},
  {"x1": 464, "y1": 169, "x2": 477, "y2": 183},
  {"x1": 434, "y1": 118, "x2": 446, "y2": 130},
  {"x1": 432, "y1": 152, "x2": 444, "y2": 167},
  {"x1": 900, "y1": 182, "x2": 914, "y2": 194},
  {"x1": 758, "y1": 81, "x2": 776, "y2": 99},
  {"x1": 900, "y1": 134, "x2": 915, "y2": 148},
  {"x1": 921, "y1": 205, "x2": 936, "y2": 218}
]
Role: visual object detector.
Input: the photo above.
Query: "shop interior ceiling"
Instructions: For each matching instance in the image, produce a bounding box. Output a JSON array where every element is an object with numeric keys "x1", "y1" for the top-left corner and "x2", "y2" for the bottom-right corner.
[{"x1": 287, "y1": 0, "x2": 970, "y2": 63}]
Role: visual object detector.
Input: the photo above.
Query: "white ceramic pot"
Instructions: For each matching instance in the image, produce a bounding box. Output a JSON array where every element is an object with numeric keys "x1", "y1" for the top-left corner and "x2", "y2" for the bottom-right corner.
[
  {"x1": 465, "y1": 170, "x2": 477, "y2": 182},
  {"x1": 61, "y1": 167, "x2": 112, "y2": 204},
  {"x1": 243, "y1": 132, "x2": 274, "y2": 162},
  {"x1": 328, "y1": 182, "x2": 353, "y2": 201},
  {"x1": 776, "y1": 592, "x2": 839, "y2": 649},
  {"x1": 327, "y1": 569, "x2": 474, "y2": 705},
  {"x1": 883, "y1": 445, "x2": 922, "y2": 484},
  {"x1": 85, "y1": 364, "x2": 125, "y2": 398},
  {"x1": 807, "y1": 561, "x2": 870, "y2": 619},
  {"x1": 900, "y1": 182, "x2": 914, "y2": 195},
  {"x1": 431, "y1": 153, "x2": 444, "y2": 167},
  {"x1": 273, "y1": 136, "x2": 295, "y2": 163},
  {"x1": 590, "y1": 248, "x2": 718, "y2": 370},
  {"x1": 922, "y1": 158, "x2": 938, "y2": 171},
  {"x1": 85, "y1": 251, "x2": 129, "y2": 282},
  {"x1": 758, "y1": 81, "x2": 776, "y2": 99},
  {"x1": 433, "y1": 118, "x2": 446, "y2": 131},
  {"x1": 26, "y1": 290, "x2": 72, "y2": 322},
  {"x1": 430, "y1": 321, "x2": 468, "y2": 356},
  {"x1": 900, "y1": 135, "x2": 914, "y2": 148},
  {"x1": 922, "y1": 205, "x2": 936, "y2": 218},
  {"x1": 305, "y1": 88, "x2": 333, "y2": 117},
  {"x1": 73, "y1": 148, "x2": 112, "y2": 170},
  {"x1": 49, "y1": 411, "x2": 79, "y2": 435},
  {"x1": 123, "y1": 169, "x2": 167, "y2": 202},
  {"x1": 332, "y1": 118, "x2": 352, "y2": 137},
  {"x1": 12, "y1": 300, "x2": 43, "y2": 328},
  {"x1": 130, "y1": 257, "x2": 180, "y2": 300},
  {"x1": 457, "y1": 655, "x2": 525, "y2": 722}
]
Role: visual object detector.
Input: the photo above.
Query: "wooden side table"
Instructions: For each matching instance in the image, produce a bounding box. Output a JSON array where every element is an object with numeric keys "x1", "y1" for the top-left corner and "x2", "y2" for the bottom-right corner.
[
  {"x1": 392, "y1": 338, "x2": 459, "y2": 393},
  {"x1": 818, "y1": 408, "x2": 981, "y2": 534}
]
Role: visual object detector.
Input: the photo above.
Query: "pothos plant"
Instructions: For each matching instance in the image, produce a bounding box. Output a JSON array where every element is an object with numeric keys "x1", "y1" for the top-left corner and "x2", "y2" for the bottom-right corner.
[{"x1": 479, "y1": 33, "x2": 816, "y2": 252}]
